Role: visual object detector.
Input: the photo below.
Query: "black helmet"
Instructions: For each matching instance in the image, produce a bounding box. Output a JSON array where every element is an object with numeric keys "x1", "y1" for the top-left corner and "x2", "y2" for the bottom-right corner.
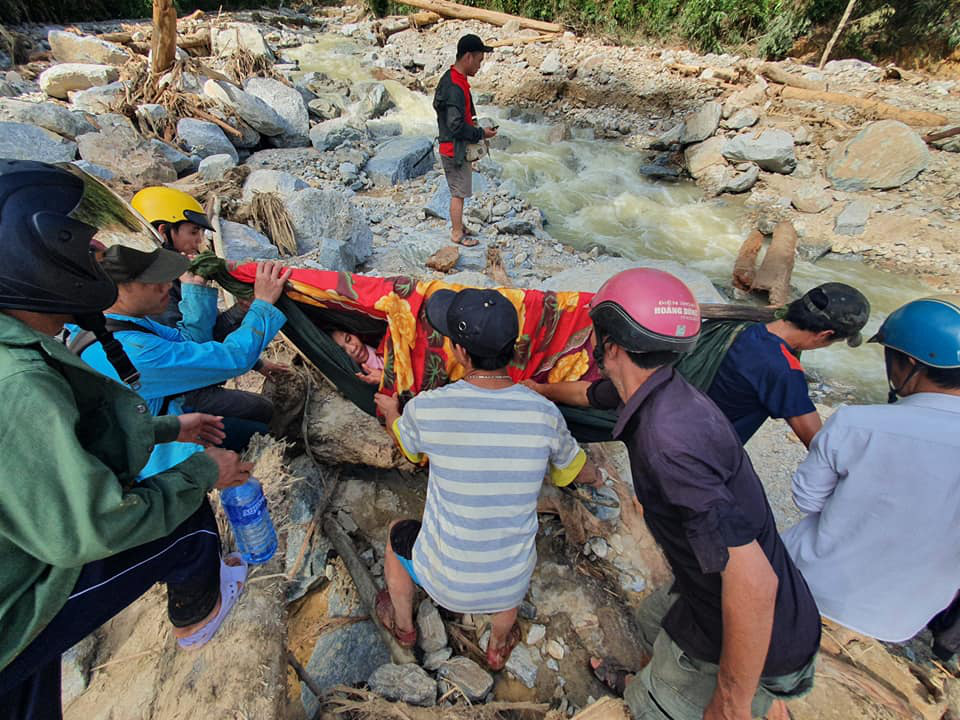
[{"x1": 0, "y1": 160, "x2": 118, "y2": 315}]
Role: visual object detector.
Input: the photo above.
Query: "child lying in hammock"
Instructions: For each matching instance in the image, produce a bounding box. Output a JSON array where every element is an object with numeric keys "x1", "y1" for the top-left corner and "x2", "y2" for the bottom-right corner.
[{"x1": 331, "y1": 329, "x2": 384, "y2": 385}]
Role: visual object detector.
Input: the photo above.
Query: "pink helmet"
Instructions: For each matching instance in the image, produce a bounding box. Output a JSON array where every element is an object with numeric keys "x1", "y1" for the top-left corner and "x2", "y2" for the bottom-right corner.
[{"x1": 589, "y1": 268, "x2": 701, "y2": 354}]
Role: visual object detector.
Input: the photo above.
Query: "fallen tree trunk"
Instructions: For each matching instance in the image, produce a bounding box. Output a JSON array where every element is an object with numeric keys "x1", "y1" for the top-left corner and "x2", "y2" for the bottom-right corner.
[
  {"x1": 488, "y1": 33, "x2": 559, "y2": 48},
  {"x1": 322, "y1": 515, "x2": 416, "y2": 665},
  {"x1": 410, "y1": 10, "x2": 442, "y2": 27},
  {"x1": 151, "y1": 0, "x2": 177, "y2": 74},
  {"x1": 395, "y1": 0, "x2": 562, "y2": 33},
  {"x1": 759, "y1": 62, "x2": 826, "y2": 91},
  {"x1": 752, "y1": 221, "x2": 797, "y2": 307},
  {"x1": 769, "y1": 84, "x2": 948, "y2": 126}
]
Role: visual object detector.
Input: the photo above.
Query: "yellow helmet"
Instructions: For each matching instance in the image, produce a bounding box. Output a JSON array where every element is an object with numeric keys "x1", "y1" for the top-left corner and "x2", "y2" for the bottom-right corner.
[{"x1": 130, "y1": 186, "x2": 213, "y2": 231}]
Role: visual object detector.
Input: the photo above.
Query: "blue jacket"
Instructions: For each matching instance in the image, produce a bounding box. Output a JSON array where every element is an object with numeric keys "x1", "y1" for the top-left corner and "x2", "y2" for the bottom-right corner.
[{"x1": 72, "y1": 284, "x2": 286, "y2": 478}]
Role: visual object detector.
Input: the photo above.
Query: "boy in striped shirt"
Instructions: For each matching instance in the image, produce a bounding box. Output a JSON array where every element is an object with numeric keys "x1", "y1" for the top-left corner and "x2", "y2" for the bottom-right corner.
[{"x1": 374, "y1": 288, "x2": 602, "y2": 671}]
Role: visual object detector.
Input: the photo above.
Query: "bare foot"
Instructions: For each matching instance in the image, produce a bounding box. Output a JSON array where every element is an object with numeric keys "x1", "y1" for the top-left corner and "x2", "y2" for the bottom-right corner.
[
  {"x1": 171, "y1": 555, "x2": 243, "y2": 639},
  {"x1": 765, "y1": 699, "x2": 791, "y2": 720}
]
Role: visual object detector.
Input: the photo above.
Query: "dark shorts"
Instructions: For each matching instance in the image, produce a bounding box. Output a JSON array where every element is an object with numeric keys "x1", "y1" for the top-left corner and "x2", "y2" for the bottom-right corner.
[
  {"x1": 389, "y1": 519, "x2": 422, "y2": 586},
  {"x1": 441, "y1": 155, "x2": 472, "y2": 199}
]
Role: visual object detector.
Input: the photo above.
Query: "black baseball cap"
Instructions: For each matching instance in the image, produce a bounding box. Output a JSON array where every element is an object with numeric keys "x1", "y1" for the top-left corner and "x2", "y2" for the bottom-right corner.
[
  {"x1": 99, "y1": 244, "x2": 189, "y2": 284},
  {"x1": 457, "y1": 34, "x2": 494, "y2": 57},
  {"x1": 426, "y1": 288, "x2": 519, "y2": 357},
  {"x1": 800, "y1": 282, "x2": 871, "y2": 347}
]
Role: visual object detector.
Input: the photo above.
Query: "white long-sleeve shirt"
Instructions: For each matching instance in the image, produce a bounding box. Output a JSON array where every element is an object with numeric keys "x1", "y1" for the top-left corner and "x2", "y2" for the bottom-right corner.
[{"x1": 781, "y1": 392, "x2": 960, "y2": 642}]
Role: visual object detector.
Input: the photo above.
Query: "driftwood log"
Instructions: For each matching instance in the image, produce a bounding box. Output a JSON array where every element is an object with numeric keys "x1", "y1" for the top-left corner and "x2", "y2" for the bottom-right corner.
[
  {"x1": 150, "y1": 0, "x2": 177, "y2": 74},
  {"x1": 769, "y1": 84, "x2": 948, "y2": 127},
  {"x1": 396, "y1": 0, "x2": 562, "y2": 33},
  {"x1": 752, "y1": 221, "x2": 798, "y2": 307},
  {"x1": 733, "y1": 229, "x2": 765, "y2": 293},
  {"x1": 759, "y1": 62, "x2": 826, "y2": 91}
]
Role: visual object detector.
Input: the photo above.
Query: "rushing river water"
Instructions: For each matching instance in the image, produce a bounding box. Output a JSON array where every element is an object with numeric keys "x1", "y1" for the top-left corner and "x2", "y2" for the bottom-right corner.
[{"x1": 288, "y1": 38, "x2": 935, "y2": 403}]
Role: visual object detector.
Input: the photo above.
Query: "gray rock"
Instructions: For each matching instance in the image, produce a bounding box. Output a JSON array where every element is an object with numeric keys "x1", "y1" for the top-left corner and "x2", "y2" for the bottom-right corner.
[
  {"x1": 68, "y1": 81, "x2": 124, "y2": 114},
  {"x1": 650, "y1": 123, "x2": 683, "y2": 150},
  {"x1": 177, "y1": 118, "x2": 239, "y2": 163},
  {"x1": 364, "y1": 136, "x2": 434, "y2": 186},
  {"x1": 791, "y1": 185, "x2": 832, "y2": 214},
  {"x1": 496, "y1": 217, "x2": 535, "y2": 235},
  {"x1": 638, "y1": 163, "x2": 681, "y2": 181},
  {"x1": 78, "y1": 127, "x2": 176, "y2": 186},
  {"x1": 723, "y1": 164, "x2": 759, "y2": 193},
  {"x1": 0, "y1": 98, "x2": 95, "y2": 139},
  {"x1": 224, "y1": 116, "x2": 260, "y2": 149},
  {"x1": 244, "y1": 77, "x2": 310, "y2": 148},
  {"x1": 547, "y1": 122, "x2": 572, "y2": 143},
  {"x1": 437, "y1": 657, "x2": 493, "y2": 702},
  {"x1": 417, "y1": 599, "x2": 447, "y2": 653},
  {"x1": 423, "y1": 647, "x2": 453, "y2": 671},
  {"x1": 797, "y1": 238, "x2": 833, "y2": 262},
  {"x1": 425, "y1": 174, "x2": 490, "y2": 220},
  {"x1": 61, "y1": 635, "x2": 97, "y2": 707},
  {"x1": 301, "y1": 621, "x2": 390, "y2": 718},
  {"x1": 526, "y1": 624, "x2": 546, "y2": 645},
  {"x1": 933, "y1": 131, "x2": 960, "y2": 153},
  {"x1": 352, "y1": 82, "x2": 394, "y2": 120},
  {"x1": 368, "y1": 663, "x2": 437, "y2": 706},
  {"x1": 684, "y1": 136, "x2": 727, "y2": 179},
  {"x1": 135, "y1": 103, "x2": 168, "y2": 131},
  {"x1": 543, "y1": 258, "x2": 724, "y2": 304},
  {"x1": 211, "y1": 23, "x2": 274, "y2": 59},
  {"x1": 242, "y1": 169, "x2": 308, "y2": 203},
  {"x1": 540, "y1": 50, "x2": 563, "y2": 75},
  {"x1": 308, "y1": 93, "x2": 346, "y2": 120},
  {"x1": 723, "y1": 107, "x2": 759, "y2": 130},
  {"x1": 723, "y1": 129, "x2": 796, "y2": 174},
  {"x1": 49, "y1": 30, "x2": 128, "y2": 66},
  {"x1": 310, "y1": 117, "x2": 366, "y2": 151},
  {"x1": 203, "y1": 79, "x2": 285, "y2": 136},
  {"x1": 197, "y1": 153, "x2": 236, "y2": 181},
  {"x1": 835, "y1": 199, "x2": 872, "y2": 236},
  {"x1": 722, "y1": 80, "x2": 767, "y2": 117},
  {"x1": 505, "y1": 643, "x2": 540, "y2": 688},
  {"x1": 285, "y1": 187, "x2": 372, "y2": 268},
  {"x1": 72, "y1": 159, "x2": 115, "y2": 181},
  {"x1": 147, "y1": 139, "x2": 195, "y2": 175},
  {"x1": 220, "y1": 219, "x2": 279, "y2": 261},
  {"x1": 681, "y1": 101, "x2": 721, "y2": 144},
  {"x1": 826, "y1": 120, "x2": 929, "y2": 191},
  {"x1": 40, "y1": 63, "x2": 119, "y2": 99},
  {"x1": 366, "y1": 118, "x2": 403, "y2": 139},
  {"x1": 0, "y1": 121, "x2": 76, "y2": 163}
]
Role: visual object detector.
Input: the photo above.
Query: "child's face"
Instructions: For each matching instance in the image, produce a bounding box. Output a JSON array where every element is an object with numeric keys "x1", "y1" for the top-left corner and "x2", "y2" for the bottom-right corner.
[{"x1": 332, "y1": 330, "x2": 369, "y2": 364}]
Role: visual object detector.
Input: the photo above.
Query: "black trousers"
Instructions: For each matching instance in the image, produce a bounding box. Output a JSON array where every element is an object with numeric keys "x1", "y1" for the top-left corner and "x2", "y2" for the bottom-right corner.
[
  {"x1": 0, "y1": 499, "x2": 221, "y2": 720},
  {"x1": 182, "y1": 386, "x2": 273, "y2": 451},
  {"x1": 930, "y1": 592, "x2": 960, "y2": 661}
]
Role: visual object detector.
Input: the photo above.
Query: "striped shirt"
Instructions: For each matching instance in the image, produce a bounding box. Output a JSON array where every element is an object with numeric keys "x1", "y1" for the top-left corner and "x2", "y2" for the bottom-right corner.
[{"x1": 393, "y1": 381, "x2": 585, "y2": 613}]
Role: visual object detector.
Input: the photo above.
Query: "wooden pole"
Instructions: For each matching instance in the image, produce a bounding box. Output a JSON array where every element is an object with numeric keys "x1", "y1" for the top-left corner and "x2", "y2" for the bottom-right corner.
[
  {"x1": 769, "y1": 84, "x2": 948, "y2": 127},
  {"x1": 395, "y1": 0, "x2": 562, "y2": 33},
  {"x1": 819, "y1": 0, "x2": 857, "y2": 70},
  {"x1": 151, "y1": 0, "x2": 177, "y2": 75}
]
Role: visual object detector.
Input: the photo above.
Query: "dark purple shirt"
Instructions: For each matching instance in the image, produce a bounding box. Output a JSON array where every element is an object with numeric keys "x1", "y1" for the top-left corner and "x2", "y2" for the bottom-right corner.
[{"x1": 588, "y1": 367, "x2": 820, "y2": 676}]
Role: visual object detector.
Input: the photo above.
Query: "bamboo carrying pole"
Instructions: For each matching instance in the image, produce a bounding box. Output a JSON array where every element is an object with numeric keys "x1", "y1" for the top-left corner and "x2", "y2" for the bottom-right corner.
[
  {"x1": 150, "y1": 0, "x2": 177, "y2": 74},
  {"x1": 395, "y1": 0, "x2": 562, "y2": 34}
]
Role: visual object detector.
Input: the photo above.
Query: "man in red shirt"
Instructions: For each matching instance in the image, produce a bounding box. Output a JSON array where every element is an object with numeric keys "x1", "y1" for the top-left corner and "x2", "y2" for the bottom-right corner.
[{"x1": 433, "y1": 34, "x2": 497, "y2": 247}]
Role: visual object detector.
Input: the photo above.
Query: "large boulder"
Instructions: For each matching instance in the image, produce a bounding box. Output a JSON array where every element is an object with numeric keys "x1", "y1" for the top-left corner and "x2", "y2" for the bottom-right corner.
[
  {"x1": 0, "y1": 122, "x2": 76, "y2": 163},
  {"x1": 424, "y1": 173, "x2": 490, "y2": 220},
  {"x1": 242, "y1": 169, "x2": 308, "y2": 204},
  {"x1": 680, "y1": 101, "x2": 722, "y2": 144},
  {"x1": 220, "y1": 220, "x2": 279, "y2": 262},
  {"x1": 826, "y1": 120, "x2": 929, "y2": 191},
  {"x1": 543, "y1": 258, "x2": 725, "y2": 304},
  {"x1": 68, "y1": 81, "x2": 124, "y2": 114},
  {"x1": 197, "y1": 153, "x2": 236, "y2": 181},
  {"x1": 364, "y1": 136, "x2": 434, "y2": 186},
  {"x1": 244, "y1": 77, "x2": 310, "y2": 148},
  {"x1": 202, "y1": 79, "x2": 285, "y2": 136},
  {"x1": 684, "y1": 136, "x2": 727, "y2": 179},
  {"x1": 39, "y1": 63, "x2": 119, "y2": 99},
  {"x1": 0, "y1": 98, "x2": 95, "y2": 139},
  {"x1": 211, "y1": 23, "x2": 274, "y2": 59},
  {"x1": 309, "y1": 117, "x2": 366, "y2": 152},
  {"x1": 351, "y1": 82, "x2": 393, "y2": 121},
  {"x1": 285, "y1": 187, "x2": 373, "y2": 268},
  {"x1": 77, "y1": 127, "x2": 177, "y2": 186},
  {"x1": 177, "y1": 118, "x2": 239, "y2": 163},
  {"x1": 147, "y1": 138, "x2": 196, "y2": 175},
  {"x1": 723, "y1": 129, "x2": 796, "y2": 174},
  {"x1": 48, "y1": 30, "x2": 128, "y2": 65}
]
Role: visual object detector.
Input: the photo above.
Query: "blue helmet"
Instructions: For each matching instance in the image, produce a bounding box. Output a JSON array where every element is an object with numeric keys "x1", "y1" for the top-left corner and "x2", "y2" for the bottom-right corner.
[{"x1": 869, "y1": 296, "x2": 960, "y2": 369}]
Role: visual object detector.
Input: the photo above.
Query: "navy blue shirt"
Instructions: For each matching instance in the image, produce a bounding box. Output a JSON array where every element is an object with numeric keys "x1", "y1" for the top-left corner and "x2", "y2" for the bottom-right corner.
[
  {"x1": 588, "y1": 368, "x2": 821, "y2": 676},
  {"x1": 707, "y1": 324, "x2": 815, "y2": 444}
]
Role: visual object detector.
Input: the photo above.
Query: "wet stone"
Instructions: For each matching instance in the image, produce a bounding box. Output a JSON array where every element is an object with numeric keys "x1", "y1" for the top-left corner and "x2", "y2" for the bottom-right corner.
[
  {"x1": 437, "y1": 656, "x2": 493, "y2": 702},
  {"x1": 368, "y1": 663, "x2": 437, "y2": 706},
  {"x1": 417, "y1": 598, "x2": 448, "y2": 653}
]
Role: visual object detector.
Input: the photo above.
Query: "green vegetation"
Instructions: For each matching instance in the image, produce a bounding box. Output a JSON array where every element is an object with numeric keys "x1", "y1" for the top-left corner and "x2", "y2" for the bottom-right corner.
[
  {"x1": 386, "y1": 0, "x2": 960, "y2": 63},
  {"x1": 0, "y1": 0, "x2": 285, "y2": 25}
]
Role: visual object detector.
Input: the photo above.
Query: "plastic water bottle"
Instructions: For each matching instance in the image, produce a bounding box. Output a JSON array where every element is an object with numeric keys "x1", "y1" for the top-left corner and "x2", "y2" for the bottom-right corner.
[{"x1": 221, "y1": 477, "x2": 277, "y2": 564}]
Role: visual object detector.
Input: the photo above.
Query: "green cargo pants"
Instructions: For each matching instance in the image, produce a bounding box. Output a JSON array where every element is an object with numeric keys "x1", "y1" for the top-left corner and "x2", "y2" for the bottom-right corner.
[{"x1": 624, "y1": 588, "x2": 816, "y2": 720}]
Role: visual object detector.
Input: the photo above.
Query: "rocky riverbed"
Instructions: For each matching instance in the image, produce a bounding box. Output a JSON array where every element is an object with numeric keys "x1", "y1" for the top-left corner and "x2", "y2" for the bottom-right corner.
[{"x1": 3, "y1": 5, "x2": 957, "y2": 719}]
